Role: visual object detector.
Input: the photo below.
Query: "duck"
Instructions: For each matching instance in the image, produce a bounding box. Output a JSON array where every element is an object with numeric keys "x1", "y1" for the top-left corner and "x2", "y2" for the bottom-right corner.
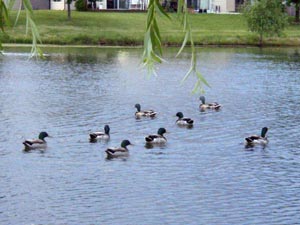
[
  {"x1": 105, "y1": 140, "x2": 132, "y2": 159},
  {"x1": 176, "y1": 112, "x2": 194, "y2": 126},
  {"x1": 89, "y1": 125, "x2": 110, "y2": 142},
  {"x1": 245, "y1": 127, "x2": 268, "y2": 146},
  {"x1": 145, "y1": 128, "x2": 167, "y2": 144},
  {"x1": 135, "y1": 103, "x2": 157, "y2": 118},
  {"x1": 199, "y1": 96, "x2": 221, "y2": 111},
  {"x1": 23, "y1": 131, "x2": 51, "y2": 150}
]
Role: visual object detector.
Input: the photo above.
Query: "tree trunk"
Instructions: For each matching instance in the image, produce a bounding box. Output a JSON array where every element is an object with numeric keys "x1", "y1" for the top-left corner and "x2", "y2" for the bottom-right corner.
[
  {"x1": 68, "y1": 3, "x2": 71, "y2": 20},
  {"x1": 296, "y1": 3, "x2": 300, "y2": 23}
]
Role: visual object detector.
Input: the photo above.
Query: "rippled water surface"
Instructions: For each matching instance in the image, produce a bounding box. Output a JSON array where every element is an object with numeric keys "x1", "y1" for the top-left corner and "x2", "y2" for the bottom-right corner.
[{"x1": 1, "y1": 47, "x2": 300, "y2": 224}]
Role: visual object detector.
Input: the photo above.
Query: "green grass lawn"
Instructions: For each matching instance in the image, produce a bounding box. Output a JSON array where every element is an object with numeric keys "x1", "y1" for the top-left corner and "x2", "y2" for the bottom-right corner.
[{"x1": 1, "y1": 10, "x2": 300, "y2": 46}]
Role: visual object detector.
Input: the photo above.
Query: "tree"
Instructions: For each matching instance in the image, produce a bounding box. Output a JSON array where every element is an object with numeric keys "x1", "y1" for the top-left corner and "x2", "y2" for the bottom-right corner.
[
  {"x1": 67, "y1": 0, "x2": 72, "y2": 20},
  {"x1": 286, "y1": 0, "x2": 300, "y2": 23},
  {"x1": 243, "y1": 0, "x2": 287, "y2": 46}
]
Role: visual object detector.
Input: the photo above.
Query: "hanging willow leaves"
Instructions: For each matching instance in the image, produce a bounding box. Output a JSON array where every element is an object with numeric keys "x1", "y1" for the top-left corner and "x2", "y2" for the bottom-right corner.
[
  {"x1": 1, "y1": 0, "x2": 43, "y2": 57},
  {"x1": 23, "y1": 0, "x2": 43, "y2": 57},
  {"x1": 0, "y1": 0, "x2": 10, "y2": 50},
  {"x1": 143, "y1": 0, "x2": 170, "y2": 76},
  {"x1": 143, "y1": 0, "x2": 209, "y2": 93}
]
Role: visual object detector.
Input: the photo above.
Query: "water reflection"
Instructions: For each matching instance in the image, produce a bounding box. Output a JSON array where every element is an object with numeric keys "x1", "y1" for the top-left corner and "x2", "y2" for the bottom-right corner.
[
  {"x1": 0, "y1": 47, "x2": 300, "y2": 224},
  {"x1": 144, "y1": 142, "x2": 167, "y2": 149}
]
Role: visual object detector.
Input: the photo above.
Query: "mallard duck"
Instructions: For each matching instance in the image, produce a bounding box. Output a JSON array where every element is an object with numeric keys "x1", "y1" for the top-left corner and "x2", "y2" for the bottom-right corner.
[
  {"x1": 89, "y1": 125, "x2": 110, "y2": 142},
  {"x1": 145, "y1": 128, "x2": 167, "y2": 144},
  {"x1": 135, "y1": 103, "x2": 157, "y2": 118},
  {"x1": 245, "y1": 127, "x2": 268, "y2": 146},
  {"x1": 176, "y1": 112, "x2": 194, "y2": 126},
  {"x1": 105, "y1": 140, "x2": 132, "y2": 159},
  {"x1": 23, "y1": 132, "x2": 50, "y2": 150},
  {"x1": 199, "y1": 96, "x2": 221, "y2": 111}
]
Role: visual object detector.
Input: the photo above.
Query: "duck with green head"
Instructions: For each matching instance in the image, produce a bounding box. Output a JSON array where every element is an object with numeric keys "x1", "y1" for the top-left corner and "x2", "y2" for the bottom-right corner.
[
  {"x1": 23, "y1": 132, "x2": 51, "y2": 150},
  {"x1": 199, "y1": 96, "x2": 221, "y2": 111},
  {"x1": 176, "y1": 112, "x2": 194, "y2": 126},
  {"x1": 135, "y1": 103, "x2": 157, "y2": 118},
  {"x1": 105, "y1": 140, "x2": 132, "y2": 159},
  {"x1": 245, "y1": 127, "x2": 268, "y2": 146},
  {"x1": 145, "y1": 128, "x2": 167, "y2": 144},
  {"x1": 89, "y1": 125, "x2": 110, "y2": 142}
]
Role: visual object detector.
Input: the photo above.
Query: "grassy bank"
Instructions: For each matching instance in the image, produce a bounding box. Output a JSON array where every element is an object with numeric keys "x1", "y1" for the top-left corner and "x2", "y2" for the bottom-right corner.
[{"x1": 1, "y1": 10, "x2": 300, "y2": 46}]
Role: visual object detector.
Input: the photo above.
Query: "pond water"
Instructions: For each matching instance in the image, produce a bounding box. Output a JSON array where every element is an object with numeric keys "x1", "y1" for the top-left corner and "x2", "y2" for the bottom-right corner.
[{"x1": 0, "y1": 46, "x2": 300, "y2": 224}]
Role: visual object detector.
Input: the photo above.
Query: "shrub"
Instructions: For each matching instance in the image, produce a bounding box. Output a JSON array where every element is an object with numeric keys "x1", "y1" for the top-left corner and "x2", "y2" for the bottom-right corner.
[{"x1": 75, "y1": 0, "x2": 87, "y2": 11}]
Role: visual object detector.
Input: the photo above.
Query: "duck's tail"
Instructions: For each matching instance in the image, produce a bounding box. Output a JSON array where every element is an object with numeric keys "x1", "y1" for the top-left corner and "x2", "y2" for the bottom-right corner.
[
  {"x1": 245, "y1": 138, "x2": 253, "y2": 143},
  {"x1": 187, "y1": 119, "x2": 194, "y2": 125},
  {"x1": 145, "y1": 136, "x2": 153, "y2": 142},
  {"x1": 215, "y1": 105, "x2": 221, "y2": 110},
  {"x1": 149, "y1": 112, "x2": 157, "y2": 118},
  {"x1": 23, "y1": 140, "x2": 33, "y2": 147},
  {"x1": 89, "y1": 133, "x2": 97, "y2": 140},
  {"x1": 105, "y1": 149, "x2": 115, "y2": 156}
]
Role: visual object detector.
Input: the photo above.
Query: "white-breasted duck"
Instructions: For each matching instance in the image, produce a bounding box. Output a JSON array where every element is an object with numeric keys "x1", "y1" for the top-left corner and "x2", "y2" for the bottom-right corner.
[
  {"x1": 90, "y1": 125, "x2": 110, "y2": 142},
  {"x1": 135, "y1": 103, "x2": 157, "y2": 118},
  {"x1": 145, "y1": 128, "x2": 167, "y2": 144},
  {"x1": 176, "y1": 112, "x2": 194, "y2": 126},
  {"x1": 199, "y1": 96, "x2": 221, "y2": 111},
  {"x1": 23, "y1": 132, "x2": 51, "y2": 150},
  {"x1": 245, "y1": 127, "x2": 269, "y2": 146},
  {"x1": 105, "y1": 140, "x2": 132, "y2": 159}
]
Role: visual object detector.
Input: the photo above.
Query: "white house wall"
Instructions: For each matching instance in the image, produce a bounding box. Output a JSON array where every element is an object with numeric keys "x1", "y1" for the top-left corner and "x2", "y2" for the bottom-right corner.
[
  {"x1": 199, "y1": 0, "x2": 210, "y2": 11},
  {"x1": 130, "y1": 0, "x2": 147, "y2": 9},
  {"x1": 213, "y1": 0, "x2": 235, "y2": 12},
  {"x1": 51, "y1": 0, "x2": 65, "y2": 10},
  {"x1": 98, "y1": 0, "x2": 107, "y2": 9},
  {"x1": 226, "y1": 0, "x2": 235, "y2": 12},
  {"x1": 213, "y1": 0, "x2": 226, "y2": 12},
  {"x1": 50, "y1": 0, "x2": 77, "y2": 10}
]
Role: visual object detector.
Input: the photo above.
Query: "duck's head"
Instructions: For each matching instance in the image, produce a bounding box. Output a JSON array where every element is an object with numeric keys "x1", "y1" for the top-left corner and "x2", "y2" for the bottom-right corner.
[
  {"x1": 199, "y1": 96, "x2": 206, "y2": 104},
  {"x1": 104, "y1": 125, "x2": 110, "y2": 135},
  {"x1": 121, "y1": 140, "x2": 132, "y2": 148},
  {"x1": 157, "y1": 128, "x2": 167, "y2": 135},
  {"x1": 39, "y1": 132, "x2": 50, "y2": 140},
  {"x1": 176, "y1": 112, "x2": 184, "y2": 119},
  {"x1": 135, "y1": 103, "x2": 141, "y2": 112},
  {"x1": 261, "y1": 127, "x2": 268, "y2": 138}
]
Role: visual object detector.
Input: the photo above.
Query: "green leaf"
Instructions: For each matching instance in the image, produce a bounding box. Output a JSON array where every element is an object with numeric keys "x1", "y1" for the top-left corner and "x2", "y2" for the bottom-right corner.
[
  {"x1": 8, "y1": 0, "x2": 16, "y2": 10},
  {"x1": 146, "y1": 6, "x2": 154, "y2": 29},
  {"x1": 152, "y1": 19, "x2": 161, "y2": 44},
  {"x1": 150, "y1": 51, "x2": 162, "y2": 63},
  {"x1": 196, "y1": 71, "x2": 210, "y2": 87},
  {"x1": 181, "y1": 66, "x2": 193, "y2": 83},
  {"x1": 154, "y1": 0, "x2": 171, "y2": 19},
  {"x1": 13, "y1": 2, "x2": 22, "y2": 27},
  {"x1": 29, "y1": 18, "x2": 42, "y2": 43},
  {"x1": 147, "y1": 0, "x2": 154, "y2": 8},
  {"x1": 177, "y1": 0, "x2": 183, "y2": 16},
  {"x1": 176, "y1": 31, "x2": 189, "y2": 57},
  {"x1": 150, "y1": 23, "x2": 162, "y2": 55},
  {"x1": 23, "y1": 0, "x2": 33, "y2": 15},
  {"x1": 0, "y1": 0, "x2": 10, "y2": 31}
]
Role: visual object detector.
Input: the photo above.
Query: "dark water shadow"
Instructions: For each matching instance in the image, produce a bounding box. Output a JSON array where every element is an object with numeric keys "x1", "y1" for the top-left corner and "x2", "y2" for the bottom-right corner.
[{"x1": 144, "y1": 142, "x2": 167, "y2": 149}]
